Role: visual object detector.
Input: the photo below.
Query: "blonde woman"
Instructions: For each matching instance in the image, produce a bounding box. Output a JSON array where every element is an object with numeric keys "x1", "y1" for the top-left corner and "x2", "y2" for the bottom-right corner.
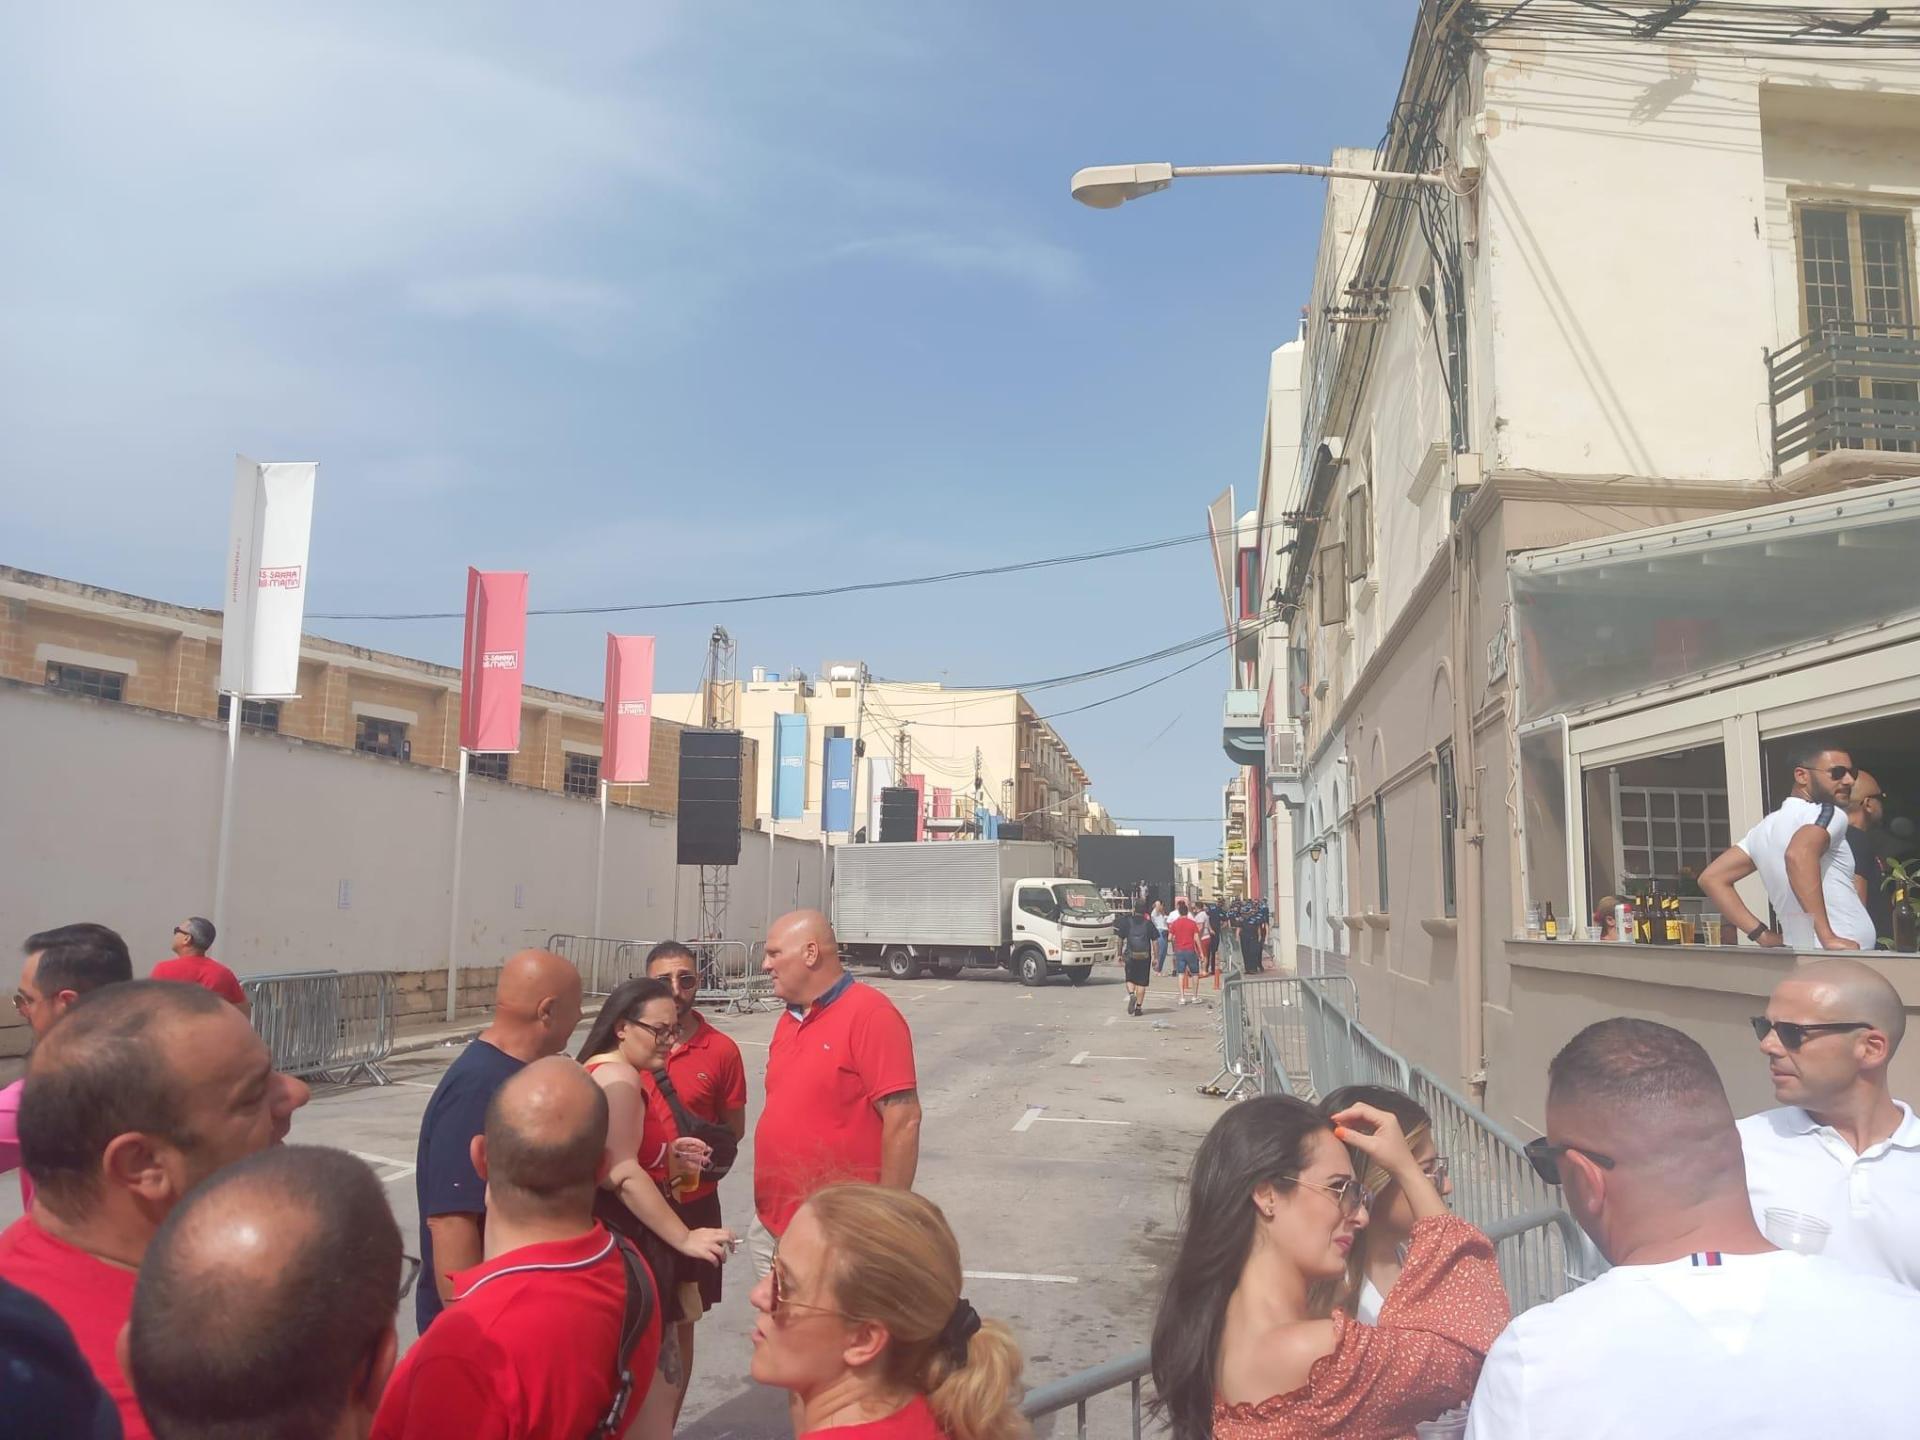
[
  {"x1": 749, "y1": 1184, "x2": 1029, "y2": 1439},
  {"x1": 1317, "y1": 1085, "x2": 1455, "y2": 1322}
]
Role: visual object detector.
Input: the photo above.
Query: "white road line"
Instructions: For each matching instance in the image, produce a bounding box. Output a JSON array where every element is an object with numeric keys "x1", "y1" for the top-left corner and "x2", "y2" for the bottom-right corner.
[
  {"x1": 1034, "y1": 1116, "x2": 1131, "y2": 1127},
  {"x1": 1103, "y1": 1015, "x2": 1118, "y2": 1027},
  {"x1": 736, "y1": 1039, "x2": 770, "y2": 1048},
  {"x1": 963, "y1": 1270, "x2": 1079, "y2": 1284},
  {"x1": 1070, "y1": 1051, "x2": 1090, "y2": 1066},
  {"x1": 934, "y1": 984, "x2": 955, "y2": 991},
  {"x1": 1012, "y1": 1106, "x2": 1044, "y2": 1132},
  {"x1": 1068, "y1": 1054, "x2": 1140, "y2": 1065},
  {"x1": 388, "y1": 1079, "x2": 440, "y2": 1090},
  {"x1": 350, "y1": 1151, "x2": 418, "y2": 1184}
]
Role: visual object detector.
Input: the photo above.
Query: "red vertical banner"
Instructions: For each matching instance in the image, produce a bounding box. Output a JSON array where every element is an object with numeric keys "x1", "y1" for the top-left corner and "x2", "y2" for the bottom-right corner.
[
  {"x1": 905, "y1": 773, "x2": 926, "y2": 842},
  {"x1": 930, "y1": 786, "x2": 953, "y2": 842},
  {"x1": 459, "y1": 568, "x2": 529, "y2": 752},
  {"x1": 602, "y1": 634, "x2": 656, "y2": 784}
]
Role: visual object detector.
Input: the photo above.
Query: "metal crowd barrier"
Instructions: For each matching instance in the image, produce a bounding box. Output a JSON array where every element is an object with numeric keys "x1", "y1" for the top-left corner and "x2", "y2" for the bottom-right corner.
[
  {"x1": 1201, "y1": 967, "x2": 1360, "y2": 1103},
  {"x1": 695, "y1": 939, "x2": 772, "y2": 1013},
  {"x1": 243, "y1": 970, "x2": 393, "y2": 1085},
  {"x1": 547, "y1": 934, "x2": 773, "y2": 1013},
  {"x1": 1019, "y1": 1346, "x2": 1152, "y2": 1439}
]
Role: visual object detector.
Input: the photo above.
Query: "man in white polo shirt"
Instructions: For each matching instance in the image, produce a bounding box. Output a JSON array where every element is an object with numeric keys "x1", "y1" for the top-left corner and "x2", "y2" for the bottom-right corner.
[
  {"x1": 1699, "y1": 737, "x2": 1875, "y2": 951},
  {"x1": 1465, "y1": 1018, "x2": 1918, "y2": 1440},
  {"x1": 1739, "y1": 957, "x2": 1919, "y2": 1288}
]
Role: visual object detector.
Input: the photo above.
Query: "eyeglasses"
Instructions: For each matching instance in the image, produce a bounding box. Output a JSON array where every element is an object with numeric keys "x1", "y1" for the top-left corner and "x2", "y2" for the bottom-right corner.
[
  {"x1": 769, "y1": 1256, "x2": 853, "y2": 1322},
  {"x1": 1800, "y1": 764, "x2": 1858, "y2": 781},
  {"x1": 1523, "y1": 1137, "x2": 1618, "y2": 1186},
  {"x1": 627, "y1": 1019, "x2": 676, "y2": 1044},
  {"x1": 398, "y1": 1254, "x2": 423, "y2": 1301},
  {"x1": 172, "y1": 927, "x2": 191, "y2": 938},
  {"x1": 661, "y1": 972, "x2": 701, "y2": 991},
  {"x1": 1290, "y1": 1176, "x2": 1374, "y2": 1219},
  {"x1": 11, "y1": 991, "x2": 35, "y2": 1016},
  {"x1": 1420, "y1": 1155, "x2": 1450, "y2": 1186},
  {"x1": 1750, "y1": 1017, "x2": 1871, "y2": 1051}
]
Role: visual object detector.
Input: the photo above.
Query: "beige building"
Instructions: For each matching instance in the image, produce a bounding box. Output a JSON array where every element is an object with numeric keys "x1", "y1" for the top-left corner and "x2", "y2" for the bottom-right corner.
[
  {"x1": 1217, "y1": 4, "x2": 1920, "y2": 1132},
  {"x1": 655, "y1": 668, "x2": 1097, "y2": 868}
]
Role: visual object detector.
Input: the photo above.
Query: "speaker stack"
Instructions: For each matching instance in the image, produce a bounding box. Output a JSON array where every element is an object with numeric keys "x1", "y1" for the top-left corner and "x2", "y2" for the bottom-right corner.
[
  {"x1": 877, "y1": 786, "x2": 919, "y2": 843},
  {"x1": 677, "y1": 730, "x2": 744, "y2": 866}
]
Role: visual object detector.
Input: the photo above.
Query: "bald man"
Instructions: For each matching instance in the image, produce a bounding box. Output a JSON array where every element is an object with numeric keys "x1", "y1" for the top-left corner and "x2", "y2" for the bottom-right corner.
[
  {"x1": 1740, "y1": 957, "x2": 1919, "y2": 1287},
  {"x1": 750, "y1": 910, "x2": 919, "y2": 1277},
  {"x1": 128, "y1": 1146, "x2": 402, "y2": 1440},
  {"x1": 411, "y1": 949, "x2": 583, "y2": 1332},
  {"x1": 1465, "y1": 1018, "x2": 1919, "y2": 1440},
  {"x1": 1844, "y1": 770, "x2": 1894, "y2": 946},
  {"x1": 375, "y1": 1058, "x2": 662, "y2": 1440}
]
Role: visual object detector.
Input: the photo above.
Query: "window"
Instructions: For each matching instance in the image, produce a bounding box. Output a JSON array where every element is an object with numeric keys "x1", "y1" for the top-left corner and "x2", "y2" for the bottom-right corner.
[
  {"x1": 1316, "y1": 543, "x2": 1348, "y2": 626},
  {"x1": 1796, "y1": 205, "x2": 1916, "y2": 452},
  {"x1": 1581, "y1": 743, "x2": 1729, "y2": 901},
  {"x1": 1437, "y1": 740, "x2": 1459, "y2": 918},
  {"x1": 1016, "y1": 886, "x2": 1056, "y2": 920},
  {"x1": 468, "y1": 751, "x2": 510, "y2": 781},
  {"x1": 355, "y1": 716, "x2": 409, "y2": 760},
  {"x1": 1286, "y1": 641, "x2": 1311, "y2": 720},
  {"x1": 564, "y1": 752, "x2": 600, "y2": 798},
  {"x1": 46, "y1": 662, "x2": 124, "y2": 703},
  {"x1": 1237, "y1": 547, "x2": 1262, "y2": 621},
  {"x1": 1345, "y1": 479, "x2": 1372, "y2": 581},
  {"x1": 1373, "y1": 795, "x2": 1390, "y2": 913},
  {"x1": 216, "y1": 695, "x2": 282, "y2": 732}
]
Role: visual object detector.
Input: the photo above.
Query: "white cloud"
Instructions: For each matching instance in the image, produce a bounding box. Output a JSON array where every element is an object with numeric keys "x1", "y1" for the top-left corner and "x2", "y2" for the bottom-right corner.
[
  {"x1": 408, "y1": 272, "x2": 630, "y2": 330},
  {"x1": 826, "y1": 230, "x2": 1089, "y2": 297}
]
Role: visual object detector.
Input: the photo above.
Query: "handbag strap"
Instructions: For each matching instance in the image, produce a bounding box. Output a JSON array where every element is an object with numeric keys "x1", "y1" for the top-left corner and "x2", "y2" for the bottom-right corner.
[
  {"x1": 590, "y1": 1238, "x2": 656, "y2": 1439},
  {"x1": 651, "y1": 1068, "x2": 704, "y2": 1139}
]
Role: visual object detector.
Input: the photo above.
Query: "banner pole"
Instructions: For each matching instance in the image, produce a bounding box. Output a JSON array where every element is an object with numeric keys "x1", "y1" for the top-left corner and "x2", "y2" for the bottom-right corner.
[
  {"x1": 766, "y1": 825, "x2": 778, "y2": 943},
  {"x1": 212, "y1": 699, "x2": 242, "y2": 942},
  {"x1": 594, "y1": 779, "x2": 609, "y2": 937},
  {"x1": 446, "y1": 749, "x2": 469, "y2": 1023}
]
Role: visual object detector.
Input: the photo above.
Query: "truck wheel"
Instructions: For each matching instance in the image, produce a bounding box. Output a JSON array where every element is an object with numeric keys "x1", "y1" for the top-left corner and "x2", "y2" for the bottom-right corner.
[
  {"x1": 936, "y1": 957, "x2": 965, "y2": 977},
  {"x1": 1065, "y1": 966, "x2": 1092, "y2": 986},
  {"x1": 883, "y1": 947, "x2": 923, "y2": 981},
  {"x1": 1016, "y1": 948, "x2": 1049, "y2": 988}
]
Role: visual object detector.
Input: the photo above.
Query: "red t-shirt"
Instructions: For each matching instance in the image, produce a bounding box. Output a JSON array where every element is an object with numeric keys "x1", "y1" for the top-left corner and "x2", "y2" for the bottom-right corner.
[
  {"x1": 371, "y1": 1225, "x2": 660, "y2": 1440},
  {"x1": 0, "y1": 1215, "x2": 149, "y2": 1440},
  {"x1": 585, "y1": 1061, "x2": 676, "y2": 1182},
  {"x1": 1168, "y1": 915, "x2": 1202, "y2": 952},
  {"x1": 829, "y1": 1395, "x2": 948, "y2": 1438},
  {"x1": 150, "y1": 955, "x2": 247, "y2": 1005},
  {"x1": 664, "y1": 1011, "x2": 748, "y2": 1204},
  {"x1": 754, "y1": 977, "x2": 916, "y2": 1233}
]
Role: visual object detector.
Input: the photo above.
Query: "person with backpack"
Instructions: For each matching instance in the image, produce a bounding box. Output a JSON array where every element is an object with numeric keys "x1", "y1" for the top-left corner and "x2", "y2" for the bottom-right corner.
[{"x1": 1123, "y1": 903, "x2": 1156, "y2": 1017}]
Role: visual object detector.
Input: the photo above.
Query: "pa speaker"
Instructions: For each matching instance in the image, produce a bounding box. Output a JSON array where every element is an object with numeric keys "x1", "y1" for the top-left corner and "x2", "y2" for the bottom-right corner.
[
  {"x1": 997, "y1": 821, "x2": 1025, "y2": 840},
  {"x1": 878, "y1": 786, "x2": 918, "y2": 844},
  {"x1": 678, "y1": 730, "x2": 743, "y2": 866}
]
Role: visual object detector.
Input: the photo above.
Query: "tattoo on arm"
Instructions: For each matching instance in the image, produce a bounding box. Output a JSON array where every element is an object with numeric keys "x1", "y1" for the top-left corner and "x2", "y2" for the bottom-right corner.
[{"x1": 876, "y1": 1089, "x2": 919, "y2": 1110}]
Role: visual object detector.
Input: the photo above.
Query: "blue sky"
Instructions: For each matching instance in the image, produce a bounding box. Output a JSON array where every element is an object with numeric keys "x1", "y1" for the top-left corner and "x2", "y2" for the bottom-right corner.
[{"x1": 3, "y1": 2, "x2": 1415, "y2": 857}]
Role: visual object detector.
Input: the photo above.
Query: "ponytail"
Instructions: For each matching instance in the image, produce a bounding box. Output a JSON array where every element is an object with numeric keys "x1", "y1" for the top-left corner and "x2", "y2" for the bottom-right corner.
[{"x1": 927, "y1": 1319, "x2": 1029, "y2": 1440}]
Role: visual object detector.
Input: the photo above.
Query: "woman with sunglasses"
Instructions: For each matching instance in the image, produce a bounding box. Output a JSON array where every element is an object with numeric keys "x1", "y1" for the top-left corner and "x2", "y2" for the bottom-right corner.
[
  {"x1": 1316, "y1": 1085, "x2": 1455, "y2": 1324},
  {"x1": 1152, "y1": 1095, "x2": 1506, "y2": 1440},
  {"x1": 749, "y1": 1183, "x2": 1029, "y2": 1439},
  {"x1": 579, "y1": 978, "x2": 736, "y2": 1430}
]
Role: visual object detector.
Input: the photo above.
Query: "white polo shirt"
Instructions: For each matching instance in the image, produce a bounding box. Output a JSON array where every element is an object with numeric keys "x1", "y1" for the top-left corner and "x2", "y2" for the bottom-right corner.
[
  {"x1": 1734, "y1": 796, "x2": 1875, "y2": 949},
  {"x1": 1463, "y1": 1249, "x2": 1920, "y2": 1439},
  {"x1": 1738, "y1": 1102, "x2": 1920, "y2": 1288}
]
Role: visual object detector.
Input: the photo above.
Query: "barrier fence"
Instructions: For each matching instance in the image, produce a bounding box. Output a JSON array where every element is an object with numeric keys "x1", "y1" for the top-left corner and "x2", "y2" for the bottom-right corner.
[
  {"x1": 546, "y1": 934, "x2": 772, "y2": 1012},
  {"x1": 244, "y1": 969, "x2": 393, "y2": 1085}
]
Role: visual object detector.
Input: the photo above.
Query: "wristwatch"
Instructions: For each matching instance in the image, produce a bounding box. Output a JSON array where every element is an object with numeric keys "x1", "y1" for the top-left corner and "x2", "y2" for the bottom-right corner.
[{"x1": 1746, "y1": 922, "x2": 1770, "y2": 942}]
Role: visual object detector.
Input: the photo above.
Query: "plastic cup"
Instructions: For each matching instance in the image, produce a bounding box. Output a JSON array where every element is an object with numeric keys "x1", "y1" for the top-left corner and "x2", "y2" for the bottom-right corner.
[
  {"x1": 1415, "y1": 1408, "x2": 1471, "y2": 1440},
  {"x1": 1764, "y1": 1208, "x2": 1831, "y2": 1255}
]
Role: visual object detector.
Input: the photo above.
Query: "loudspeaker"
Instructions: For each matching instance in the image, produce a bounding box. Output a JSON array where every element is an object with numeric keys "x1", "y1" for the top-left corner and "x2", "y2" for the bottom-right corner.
[
  {"x1": 878, "y1": 786, "x2": 918, "y2": 844},
  {"x1": 997, "y1": 821, "x2": 1025, "y2": 840},
  {"x1": 678, "y1": 730, "x2": 743, "y2": 866}
]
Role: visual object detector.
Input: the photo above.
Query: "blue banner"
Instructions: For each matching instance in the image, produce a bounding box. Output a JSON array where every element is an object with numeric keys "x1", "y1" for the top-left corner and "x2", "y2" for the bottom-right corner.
[
  {"x1": 823, "y1": 737, "x2": 854, "y2": 833},
  {"x1": 773, "y1": 713, "x2": 807, "y2": 820}
]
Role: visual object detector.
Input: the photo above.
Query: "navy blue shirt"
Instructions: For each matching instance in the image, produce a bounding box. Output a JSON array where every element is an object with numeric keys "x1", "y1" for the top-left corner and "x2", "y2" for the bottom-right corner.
[
  {"x1": 413, "y1": 1038, "x2": 524, "y2": 1332},
  {"x1": 0, "y1": 1278, "x2": 120, "y2": 1439}
]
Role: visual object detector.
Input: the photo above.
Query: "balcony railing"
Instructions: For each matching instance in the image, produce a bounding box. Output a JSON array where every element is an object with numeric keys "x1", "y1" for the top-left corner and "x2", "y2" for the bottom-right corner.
[{"x1": 1768, "y1": 322, "x2": 1920, "y2": 469}]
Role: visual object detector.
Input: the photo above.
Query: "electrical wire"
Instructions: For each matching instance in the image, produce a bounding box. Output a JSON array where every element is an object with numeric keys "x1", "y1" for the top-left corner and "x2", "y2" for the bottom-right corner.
[{"x1": 308, "y1": 529, "x2": 1218, "y2": 622}]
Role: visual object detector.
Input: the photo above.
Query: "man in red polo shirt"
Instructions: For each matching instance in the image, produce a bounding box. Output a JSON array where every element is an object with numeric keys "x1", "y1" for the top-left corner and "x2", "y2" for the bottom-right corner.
[
  {"x1": 0, "y1": 981, "x2": 310, "y2": 1440},
  {"x1": 646, "y1": 940, "x2": 747, "y2": 1425},
  {"x1": 752, "y1": 910, "x2": 920, "y2": 1279},
  {"x1": 373, "y1": 1056, "x2": 663, "y2": 1440},
  {"x1": 150, "y1": 916, "x2": 249, "y2": 1016}
]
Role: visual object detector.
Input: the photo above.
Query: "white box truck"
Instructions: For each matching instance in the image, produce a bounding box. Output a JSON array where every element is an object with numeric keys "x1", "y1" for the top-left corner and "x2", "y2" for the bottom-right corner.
[{"x1": 831, "y1": 840, "x2": 1121, "y2": 986}]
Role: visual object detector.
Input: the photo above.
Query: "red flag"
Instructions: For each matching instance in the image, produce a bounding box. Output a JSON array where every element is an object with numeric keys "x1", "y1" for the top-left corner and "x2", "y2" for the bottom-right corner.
[
  {"x1": 459, "y1": 569, "x2": 528, "y2": 752},
  {"x1": 603, "y1": 635, "x2": 656, "y2": 784},
  {"x1": 905, "y1": 773, "x2": 926, "y2": 842}
]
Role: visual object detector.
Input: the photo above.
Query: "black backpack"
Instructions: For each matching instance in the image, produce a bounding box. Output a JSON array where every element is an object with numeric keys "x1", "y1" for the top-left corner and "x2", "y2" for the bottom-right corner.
[{"x1": 589, "y1": 1238, "x2": 658, "y2": 1440}]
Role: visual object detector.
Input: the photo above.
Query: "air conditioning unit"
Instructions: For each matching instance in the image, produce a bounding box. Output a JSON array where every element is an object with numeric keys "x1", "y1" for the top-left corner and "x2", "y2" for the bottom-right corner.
[{"x1": 1267, "y1": 721, "x2": 1303, "y2": 778}]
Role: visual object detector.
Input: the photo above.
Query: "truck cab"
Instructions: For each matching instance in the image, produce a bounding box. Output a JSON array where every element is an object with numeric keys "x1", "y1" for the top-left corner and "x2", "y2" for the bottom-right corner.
[{"x1": 1009, "y1": 877, "x2": 1121, "y2": 985}]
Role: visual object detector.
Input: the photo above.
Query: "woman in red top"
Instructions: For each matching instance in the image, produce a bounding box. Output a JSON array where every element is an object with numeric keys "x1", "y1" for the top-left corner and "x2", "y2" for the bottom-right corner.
[
  {"x1": 1151, "y1": 1095, "x2": 1507, "y2": 1440},
  {"x1": 579, "y1": 978, "x2": 735, "y2": 1440},
  {"x1": 749, "y1": 1184, "x2": 1030, "y2": 1439}
]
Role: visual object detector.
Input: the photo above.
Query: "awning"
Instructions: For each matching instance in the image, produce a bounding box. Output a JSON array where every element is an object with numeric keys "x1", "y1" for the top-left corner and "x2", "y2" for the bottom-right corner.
[{"x1": 1510, "y1": 477, "x2": 1920, "y2": 724}]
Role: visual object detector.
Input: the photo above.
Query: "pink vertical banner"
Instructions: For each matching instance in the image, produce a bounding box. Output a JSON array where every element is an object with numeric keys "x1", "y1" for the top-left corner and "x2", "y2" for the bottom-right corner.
[
  {"x1": 603, "y1": 635, "x2": 656, "y2": 784},
  {"x1": 459, "y1": 568, "x2": 528, "y2": 752},
  {"x1": 905, "y1": 773, "x2": 926, "y2": 842},
  {"x1": 931, "y1": 786, "x2": 953, "y2": 842}
]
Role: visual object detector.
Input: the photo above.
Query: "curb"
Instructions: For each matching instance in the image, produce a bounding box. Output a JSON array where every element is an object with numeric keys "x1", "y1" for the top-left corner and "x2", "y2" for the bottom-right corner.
[{"x1": 388, "y1": 1024, "x2": 486, "y2": 1057}]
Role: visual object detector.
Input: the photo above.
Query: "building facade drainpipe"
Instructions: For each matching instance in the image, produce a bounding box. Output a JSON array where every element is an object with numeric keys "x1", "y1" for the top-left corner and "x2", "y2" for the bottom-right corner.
[{"x1": 1450, "y1": 488, "x2": 1488, "y2": 1108}]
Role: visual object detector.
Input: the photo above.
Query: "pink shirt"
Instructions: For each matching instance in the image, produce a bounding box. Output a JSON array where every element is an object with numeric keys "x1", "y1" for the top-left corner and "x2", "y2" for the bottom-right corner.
[{"x1": 0, "y1": 1078, "x2": 31, "y2": 1208}]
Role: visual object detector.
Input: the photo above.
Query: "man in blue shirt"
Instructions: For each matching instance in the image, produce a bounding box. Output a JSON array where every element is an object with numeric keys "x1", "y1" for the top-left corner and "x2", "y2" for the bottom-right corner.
[{"x1": 413, "y1": 948, "x2": 583, "y2": 1331}]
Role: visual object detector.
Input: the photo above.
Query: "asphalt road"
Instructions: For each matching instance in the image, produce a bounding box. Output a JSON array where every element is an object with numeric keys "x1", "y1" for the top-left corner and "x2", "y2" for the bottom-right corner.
[{"x1": 2, "y1": 963, "x2": 1229, "y2": 1437}]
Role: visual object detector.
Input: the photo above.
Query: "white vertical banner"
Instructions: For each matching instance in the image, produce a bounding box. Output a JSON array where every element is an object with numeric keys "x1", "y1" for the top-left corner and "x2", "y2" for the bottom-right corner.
[{"x1": 220, "y1": 456, "x2": 317, "y2": 698}]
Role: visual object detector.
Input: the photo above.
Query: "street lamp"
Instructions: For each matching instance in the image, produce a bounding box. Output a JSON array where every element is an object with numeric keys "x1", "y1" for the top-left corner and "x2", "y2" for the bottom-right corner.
[{"x1": 1069, "y1": 160, "x2": 1452, "y2": 210}]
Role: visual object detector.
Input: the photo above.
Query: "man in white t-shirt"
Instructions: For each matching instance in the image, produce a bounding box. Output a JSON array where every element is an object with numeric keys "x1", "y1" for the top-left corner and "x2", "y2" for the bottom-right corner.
[
  {"x1": 1740, "y1": 957, "x2": 1920, "y2": 1288},
  {"x1": 1465, "y1": 1018, "x2": 1919, "y2": 1440},
  {"x1": 1699, "y1": 738, "x2": 1875, "y2": 950}
]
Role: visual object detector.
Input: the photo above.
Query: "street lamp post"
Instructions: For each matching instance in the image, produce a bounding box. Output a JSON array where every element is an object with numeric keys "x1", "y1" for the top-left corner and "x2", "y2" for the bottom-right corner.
[{"x1": 1069, "y1": 160, "x2": 1452, "y2": 210}]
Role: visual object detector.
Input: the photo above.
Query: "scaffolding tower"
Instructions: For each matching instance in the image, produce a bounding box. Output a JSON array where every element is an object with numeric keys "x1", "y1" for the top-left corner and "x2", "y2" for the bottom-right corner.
[{"x1": 698, "y1": 627, "x2": 737, "y2": 954}]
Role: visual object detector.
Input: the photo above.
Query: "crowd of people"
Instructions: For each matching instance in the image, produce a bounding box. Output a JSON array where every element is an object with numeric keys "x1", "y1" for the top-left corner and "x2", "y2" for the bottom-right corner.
[
  {"x1": 1117, "y1": 896, "x2": 1272, "y2": 1016},
  {"x1": 1, "y1": 902, "x2": 1915, "y2": 1439}
]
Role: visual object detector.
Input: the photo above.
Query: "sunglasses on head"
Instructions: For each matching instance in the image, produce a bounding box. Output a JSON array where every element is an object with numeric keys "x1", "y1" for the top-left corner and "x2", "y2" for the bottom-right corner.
[
  {"x1": 1750, "y1": 1017, "x2": 1870, "y2": 1050},
  {"x1": 1522, "y1": 1137, "x2": 1617, "y2": 1186}
]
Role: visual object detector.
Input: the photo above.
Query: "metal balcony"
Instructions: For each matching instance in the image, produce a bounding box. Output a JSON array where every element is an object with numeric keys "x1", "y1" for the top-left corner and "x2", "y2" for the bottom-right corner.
[
  {"x1": 1768, "y1": 322, "x2": 1920, "y2": 469},
  {"x1": 1223, "y1": 688, "x2": 1263, "y2": 766}
]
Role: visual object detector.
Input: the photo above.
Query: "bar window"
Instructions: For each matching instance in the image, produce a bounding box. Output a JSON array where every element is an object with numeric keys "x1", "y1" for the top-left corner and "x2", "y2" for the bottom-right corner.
[
  {"x1": 564, "y1": 752, "x2": 600, "y2": 798},
  {"x1": 468, "y1": 752, "x2": 510, "y2": 781},
  {"x1": 46, "y1": 662, "x2": 125, "y2": 703},
  {"x1": 217, "y1": 695, "x2": 282, "y2": 732},
  {"x1": 355, "y1": 716, "x2": 409, "y2": 760}
]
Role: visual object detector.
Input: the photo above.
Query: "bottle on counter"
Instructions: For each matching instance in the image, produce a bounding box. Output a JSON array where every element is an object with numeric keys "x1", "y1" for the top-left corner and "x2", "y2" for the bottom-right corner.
[{"x1": 1543, "y1": 901, "x2": 1559, "y2": 940}]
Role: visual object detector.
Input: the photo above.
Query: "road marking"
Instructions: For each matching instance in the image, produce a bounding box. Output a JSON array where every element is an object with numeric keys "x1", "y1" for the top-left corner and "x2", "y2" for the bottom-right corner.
[
  {"x1": 963, "y1": 1270, "x2": 1079, "y2": 1284},
  {"x1": 1018, "y1": 995, "x2": 1033, "y2": 1001},
  {"x1": 350, "y1": 1151, "x2": 418, "y2": 1184},
  {"x1": 1069, "y1": 1053, "x2": 1140, "y2": 1065},
  {"x1": 935, "y1": 984, "x2": 955, "y2": 991},
  {"x1": 1035, "y1": 1116, "x2": 1131, "y2": 1126},
  {"x1": 736, "y1": 1039, "x2": 770, "y2": 1048},
  {"x1": 1103, "y1": 1015, "x2": 1118, "y2": 1027},
  {"x1": 1013, "y1": 1106, "x2": 1044, "y2": 1132}
]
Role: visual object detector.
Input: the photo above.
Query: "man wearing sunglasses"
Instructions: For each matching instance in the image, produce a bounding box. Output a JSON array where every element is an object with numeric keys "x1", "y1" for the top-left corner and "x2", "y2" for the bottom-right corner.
[
  {"x1": 1738, "y1": 958, "x2": 1919, "y2": 1288},
  {"x1": 1699, "y1": 737, "x2": 1876, "y2": 952},
  {"x1": 1466, "y1": 1018, "x2": 1917, "y2": 1440}
]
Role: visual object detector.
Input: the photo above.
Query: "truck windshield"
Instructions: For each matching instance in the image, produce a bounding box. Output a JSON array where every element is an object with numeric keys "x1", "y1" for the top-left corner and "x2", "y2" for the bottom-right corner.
[{"x1": 1052, "y1": 883, "x2": 1112, "y2": 919}]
